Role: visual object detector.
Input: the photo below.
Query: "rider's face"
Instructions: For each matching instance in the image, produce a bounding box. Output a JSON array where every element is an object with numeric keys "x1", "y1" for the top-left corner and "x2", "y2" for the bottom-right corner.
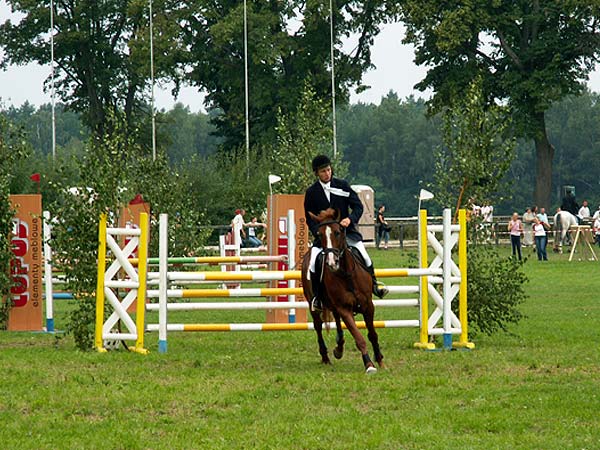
[{"x1": 317, "y1": 165, "x2": 332, "y2": 183}]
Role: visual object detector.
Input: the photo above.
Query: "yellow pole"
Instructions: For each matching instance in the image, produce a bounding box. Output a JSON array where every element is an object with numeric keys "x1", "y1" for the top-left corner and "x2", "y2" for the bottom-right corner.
[
  {"x1": 455, "y1": 209, "x2": 474, "y2": 349},
  {"x1": 95, "y1": 213, "x2": 108, "y2": 352},
  {"x1": 133, "y1": 212, "x2": 149, "y2": 354},
  {"x1": 414, "y1": 209, "x2": 435, "y2": 350}
]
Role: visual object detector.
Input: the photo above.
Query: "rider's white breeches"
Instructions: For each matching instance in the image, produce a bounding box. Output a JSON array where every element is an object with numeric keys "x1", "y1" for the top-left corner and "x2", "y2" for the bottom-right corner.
[{"x1": 308, "y1": 239, "x2": 372, "y2": 273}]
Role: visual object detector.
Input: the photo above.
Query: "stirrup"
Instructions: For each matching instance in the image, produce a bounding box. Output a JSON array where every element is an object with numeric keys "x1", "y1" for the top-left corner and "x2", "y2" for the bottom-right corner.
[{"x1": 311, "y1": 296, "x2": 323, "y2": 312}]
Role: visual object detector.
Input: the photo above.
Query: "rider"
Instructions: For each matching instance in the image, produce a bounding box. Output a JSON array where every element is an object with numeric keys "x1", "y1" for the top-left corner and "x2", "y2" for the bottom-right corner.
[{"x1": 304, "y1": 154, "x2": 388, "y2": 311}]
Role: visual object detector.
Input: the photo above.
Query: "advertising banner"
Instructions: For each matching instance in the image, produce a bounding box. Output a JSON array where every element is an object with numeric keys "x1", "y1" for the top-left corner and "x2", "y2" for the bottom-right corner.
[{"x1": 8, "y1": 194, "x2": 43, "y2": 331}]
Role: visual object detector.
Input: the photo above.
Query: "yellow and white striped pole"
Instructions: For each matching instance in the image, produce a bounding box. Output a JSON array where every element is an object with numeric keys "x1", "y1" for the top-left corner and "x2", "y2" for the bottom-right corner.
[
  {"x1": 95, "y1": 213, "x2": 108, "y2": 352},
  {"x1": 133, "y1": 212, "x2": 149, "y2": 354},
  {"x1": 414, "y1": 209, "x2": 435, "y2": 350},
  {"x1": 455, "y1": 208, "x2": 475, "y2": 349}
]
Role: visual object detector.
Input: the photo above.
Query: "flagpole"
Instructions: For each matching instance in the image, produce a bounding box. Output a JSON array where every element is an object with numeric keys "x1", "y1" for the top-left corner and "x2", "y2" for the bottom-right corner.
[
  {"x1": 50, "y1": 0, "x2": 56, "y2": 161},
  {"x1": 329, "y1": 0, "x2": 337, "y2": 159}
]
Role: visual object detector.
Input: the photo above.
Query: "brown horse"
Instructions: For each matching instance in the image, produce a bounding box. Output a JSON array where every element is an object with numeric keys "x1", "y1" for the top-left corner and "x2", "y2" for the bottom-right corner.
[{"x1": 301, "y1": 208, "x2": 384, "y2": 374}]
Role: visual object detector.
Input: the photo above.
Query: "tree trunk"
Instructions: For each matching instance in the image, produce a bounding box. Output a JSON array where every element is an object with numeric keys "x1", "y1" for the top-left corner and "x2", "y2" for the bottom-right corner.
[{"x1": 533, "y1": 112, "x2": 554, "y2": 209}]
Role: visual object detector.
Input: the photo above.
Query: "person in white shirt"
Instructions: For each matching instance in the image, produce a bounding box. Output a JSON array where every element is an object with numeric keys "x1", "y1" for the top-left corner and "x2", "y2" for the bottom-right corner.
[
  {"x1": 593, "y1": 205, "x2": 600, "y2": 221},
  {"x1": 578, "y1": 200, "x2": 591, "y2": 221},
  {"x1": 231, "y1": 208, "x2": 246, "y2": 247},
  {"x1": 532, "y1": 217, "x2": 548, "y2": 261}
]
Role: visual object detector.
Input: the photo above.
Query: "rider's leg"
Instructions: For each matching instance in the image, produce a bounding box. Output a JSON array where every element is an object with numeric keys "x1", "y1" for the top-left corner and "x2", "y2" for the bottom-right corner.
[
  {"x1": 308, "y1": 245, "x2": 324, "y2": 311},
  {"x1": 346, "y1": 239, "x2": 388, "y2": 298}
]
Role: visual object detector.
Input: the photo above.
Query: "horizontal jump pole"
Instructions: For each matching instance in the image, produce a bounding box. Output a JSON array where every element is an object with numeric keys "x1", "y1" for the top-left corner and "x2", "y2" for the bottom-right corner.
[
  {"x1": 129, "y1": 255, "x2": 287, "y2": 266},
  {"x1": 146, "y1": 319, "x2": 420, "y2": 332},
  {"x1": 146, "y1": 267, "x2": 443, "y2": 282},
  {"x1": 147, "y1": 285, "x2": 419, "y2": 298},
  {"x1": 147, "y1": 287, "x2": 305, "y2": 298},
  {"x1": 145, "y1": 298, "x2": 419, "y2": 311}
]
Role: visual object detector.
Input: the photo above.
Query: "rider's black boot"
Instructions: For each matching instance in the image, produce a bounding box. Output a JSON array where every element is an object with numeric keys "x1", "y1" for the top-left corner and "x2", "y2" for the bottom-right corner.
[
  {"x1": 367, "y1": 265, "x2": 388, "y2": 299},
  {"x1": 310, "y1": 270, "x2": 323, "y2": 311}
]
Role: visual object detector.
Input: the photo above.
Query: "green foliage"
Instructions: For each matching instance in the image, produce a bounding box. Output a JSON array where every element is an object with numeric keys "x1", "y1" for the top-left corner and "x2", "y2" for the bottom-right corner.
[
  {"x1": 400, "y1": 0, "x2": 600, "y2": 209},
  {"x1": 434, "y1": 76, "x2": 515, "y2": 211},
  {"x1": 466, "y1": 244, "x2": 528, "y2": 335},
  {"x1": 270, "y1": 81, "x2": 341, "y2": 194},
  {"x1": 0, "y1": 113, "x2": 31, "y2": 328},
  {"x1": 179, "y1": 0, "x2": 399, "y2": 150},
  {"x1": 48, "y1": 110, "x2": 211, "y2": 349}
]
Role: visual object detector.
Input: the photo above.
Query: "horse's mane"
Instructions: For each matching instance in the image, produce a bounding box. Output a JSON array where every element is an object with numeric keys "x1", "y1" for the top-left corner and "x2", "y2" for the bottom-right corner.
[{"x1": 314, "y1": 208, "x2": 338, "y2": 223}]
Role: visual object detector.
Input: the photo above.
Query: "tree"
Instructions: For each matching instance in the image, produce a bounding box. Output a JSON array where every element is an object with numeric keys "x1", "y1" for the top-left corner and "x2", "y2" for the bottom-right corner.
[
  {"x1": 0, "y1": 0, "x2": 175, "y2": 138},
  {"x1": 0, "y1": 113, "x2": 30, "y2": 328},
  {"x1": 176, "y1": 0, "x2": 399, "y2": 150},
  {"x1": 434, "y1": 76, "x2": 515, "y2": 216},
  {"x1": 400, "y1": 1, "x2": 600, "y2": 209}
]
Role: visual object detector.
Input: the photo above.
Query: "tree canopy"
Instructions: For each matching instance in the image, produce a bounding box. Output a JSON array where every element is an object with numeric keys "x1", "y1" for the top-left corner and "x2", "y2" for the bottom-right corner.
[{"x1": 400, "y1": 1, "x2": 600, "y2": 209}]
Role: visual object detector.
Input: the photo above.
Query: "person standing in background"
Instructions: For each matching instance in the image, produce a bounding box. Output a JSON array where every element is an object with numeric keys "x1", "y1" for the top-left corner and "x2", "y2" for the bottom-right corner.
[
  {"x1": 508, "y1": 212, "x2": 523, "y2": 260},
  {"x1": 522, "y1": 207, "x2": 535, "y2": 247},
  {"x1": 376, "y1": 204, "x2": 390, "y2": 250}
]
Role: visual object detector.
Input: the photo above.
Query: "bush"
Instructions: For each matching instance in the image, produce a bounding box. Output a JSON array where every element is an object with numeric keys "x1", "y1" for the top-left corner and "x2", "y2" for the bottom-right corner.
[{"x1": 465, "y1": 244, "x2": 528, "y2": 335}]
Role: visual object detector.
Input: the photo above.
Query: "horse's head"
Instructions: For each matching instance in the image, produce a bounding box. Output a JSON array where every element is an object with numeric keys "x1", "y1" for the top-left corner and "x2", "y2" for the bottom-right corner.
[{"x1": 309, "y1": 208, "x2": 346, "y2": 272}]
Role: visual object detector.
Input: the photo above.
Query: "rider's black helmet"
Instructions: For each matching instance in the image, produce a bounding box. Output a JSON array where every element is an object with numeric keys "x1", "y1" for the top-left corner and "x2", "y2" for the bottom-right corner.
[{"x1": 312, "y1": 154, "x2": 332, "y2": 173}]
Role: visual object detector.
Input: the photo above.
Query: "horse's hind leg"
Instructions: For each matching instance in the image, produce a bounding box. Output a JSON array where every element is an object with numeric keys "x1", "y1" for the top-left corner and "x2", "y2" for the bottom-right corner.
[
  {"x1": 332, "y1": 311, "x2": 345, "y2": 360},
  {"x1": 312, "y1": 311, "x2": 330, "y2": 365},
  {"x1": 362, "y1": 303, "x2": 384, "y2": 368},
  {"x1": 339, "y1": 310, "x2": 376, "y2": 374}
]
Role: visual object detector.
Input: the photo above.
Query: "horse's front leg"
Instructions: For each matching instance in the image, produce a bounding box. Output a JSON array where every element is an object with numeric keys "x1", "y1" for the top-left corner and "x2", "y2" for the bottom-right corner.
[
  {"x1": 338, "y1": 309, "x2": 376, "y2": 374},
  {"x1": 332, "y1": 311, "x2": 345, "y2": 360},
  {"x1": 361, "y1": 300, "x2": 384, "y2": 368},
  {"x1": 311, "y1": 310, "x2": 331, "y2": 365}
]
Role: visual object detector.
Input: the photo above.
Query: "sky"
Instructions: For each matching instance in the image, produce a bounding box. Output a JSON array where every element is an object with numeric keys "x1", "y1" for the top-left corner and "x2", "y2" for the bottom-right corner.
[{"x1": 1, "y1": 4, "x2": 600, "y2": 112}]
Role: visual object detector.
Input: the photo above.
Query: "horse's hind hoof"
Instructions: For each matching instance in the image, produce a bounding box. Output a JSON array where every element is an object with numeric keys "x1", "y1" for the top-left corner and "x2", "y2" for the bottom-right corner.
[
  {"x1": 333, "y1": 348, "x2": 343, "y2": 359},
  {"x1": 365, "y1": 366, "x2": 377, "y2": 375}
]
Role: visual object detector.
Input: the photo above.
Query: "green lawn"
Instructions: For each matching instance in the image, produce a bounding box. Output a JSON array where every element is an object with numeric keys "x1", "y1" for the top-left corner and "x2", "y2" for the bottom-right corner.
[{"x1": 1, "y1": 245, "x2": 599, "y2": 449}]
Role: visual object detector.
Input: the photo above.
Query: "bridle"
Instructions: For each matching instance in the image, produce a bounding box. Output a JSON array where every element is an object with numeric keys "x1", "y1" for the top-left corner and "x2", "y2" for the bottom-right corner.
[{"x1": 316, "y1": 220, "x2": 348, "y2": 270}]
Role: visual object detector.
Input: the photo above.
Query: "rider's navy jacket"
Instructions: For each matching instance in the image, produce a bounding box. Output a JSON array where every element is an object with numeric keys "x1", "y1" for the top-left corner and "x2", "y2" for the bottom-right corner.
[{"x1": 304, "y1": 177, "x2": 363, "y2": 247}]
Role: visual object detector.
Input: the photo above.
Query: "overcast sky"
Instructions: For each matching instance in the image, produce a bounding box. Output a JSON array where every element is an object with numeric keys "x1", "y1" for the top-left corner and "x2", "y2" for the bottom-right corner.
[{"x1": 1, "y1": 3, "x2": 600, "y2": 112}]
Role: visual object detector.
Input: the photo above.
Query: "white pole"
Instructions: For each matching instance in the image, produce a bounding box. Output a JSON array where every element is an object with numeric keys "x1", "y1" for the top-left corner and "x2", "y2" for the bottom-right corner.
[
  {"x1": 442, "y1": 208, "x2": 452, "y2": 349},
  {"x1": 43, "y1": 211, "x2": 54, "y2": 332},
  {"x1": 50, "y1": 0, "x2": 56, "y2": 161},
  {"x1": 287, "y1": 209, "x2": 296, "y2": 324},
  {"x1": 158, "y1": 213, "x2": 168, "y2": 352},
  {"x1": 149, "y1": 0, "x2": 157, "y2": 161},
  {"x1": 244, "y1": 0, "x2": 250, "y2": 179},
  {"x1": 329, "y1": 0, "x2": 337, "y2": 158}
]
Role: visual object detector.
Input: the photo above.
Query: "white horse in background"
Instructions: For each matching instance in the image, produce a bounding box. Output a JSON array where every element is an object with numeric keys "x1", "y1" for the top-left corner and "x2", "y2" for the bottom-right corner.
[{"x1": 553, "y1": 210, "x2": 578, "y2": 252}]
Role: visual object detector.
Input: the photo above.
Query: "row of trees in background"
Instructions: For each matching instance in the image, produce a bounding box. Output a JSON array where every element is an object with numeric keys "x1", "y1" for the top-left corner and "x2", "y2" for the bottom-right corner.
[{"x1": 5, "y1": 89, "x2": 600, "y2": 217}]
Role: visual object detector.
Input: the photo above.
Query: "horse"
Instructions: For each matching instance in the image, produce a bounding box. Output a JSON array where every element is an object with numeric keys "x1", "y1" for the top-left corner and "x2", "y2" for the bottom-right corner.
[
  {"x1": 553, "y1": 210, "x2": 578, "y2": 253},
  {"x1": 301, "y1": 208, "x2": 383, "y2": 374}
]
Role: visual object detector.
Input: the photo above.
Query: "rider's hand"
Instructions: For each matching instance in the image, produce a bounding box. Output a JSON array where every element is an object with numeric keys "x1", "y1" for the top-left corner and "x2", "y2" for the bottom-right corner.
[{"x1": 340, "y1": 217, "x2": 351, "y2": 227}]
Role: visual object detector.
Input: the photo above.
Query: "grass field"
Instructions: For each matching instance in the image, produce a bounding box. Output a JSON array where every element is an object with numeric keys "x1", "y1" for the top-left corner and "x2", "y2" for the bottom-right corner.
[{"x1": 1, "y1": 245, "x2": 600, "y2": 449}]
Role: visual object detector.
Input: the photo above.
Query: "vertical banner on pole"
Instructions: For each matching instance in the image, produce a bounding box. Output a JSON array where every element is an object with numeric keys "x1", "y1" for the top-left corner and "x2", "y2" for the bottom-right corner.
[
  {"x1": 267, "y1": 194, "x2": 308, "y2": 323},
  {"x1": 8, "y1": 194, "x2": 43, "y2": 331}
]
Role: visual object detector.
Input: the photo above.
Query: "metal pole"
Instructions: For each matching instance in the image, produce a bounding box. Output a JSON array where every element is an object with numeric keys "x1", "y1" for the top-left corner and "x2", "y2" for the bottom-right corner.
[
  {"x1": 149, "y1": 0, "x2": 157, "y2": 161},
  {"x1": 50, "y1": 0, "x2": 56, "y2": 161},
  {"x1": 329, "y1": 0, "x2": 337, "y2": 158},
  {"x1": 244, "y1": 0, "x2": 250, "y2": 179}
]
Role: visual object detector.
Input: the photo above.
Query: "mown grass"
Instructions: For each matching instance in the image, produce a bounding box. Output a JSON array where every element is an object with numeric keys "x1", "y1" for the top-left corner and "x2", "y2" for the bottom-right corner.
[{"x1": 1, "y1": 245, "x2": 599, "y2": 449}]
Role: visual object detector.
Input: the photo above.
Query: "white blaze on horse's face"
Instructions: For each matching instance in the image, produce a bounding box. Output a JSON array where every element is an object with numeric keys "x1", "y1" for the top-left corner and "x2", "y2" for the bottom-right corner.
[{"x1": 324, "y1": 225, "x2": 339, "y2": 271}]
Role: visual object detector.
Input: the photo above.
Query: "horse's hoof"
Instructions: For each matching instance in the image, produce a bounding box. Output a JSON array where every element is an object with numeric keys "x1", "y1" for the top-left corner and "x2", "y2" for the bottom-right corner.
[
  {"x1": 322, "y1": 358, "x2": 332, "y2": 365},
  {"x1": 333, "y1": 348, "x2": 343, "y2": 359},
  {"x1": 365, "y1": 366, "x2": 377, "y2": 375}
]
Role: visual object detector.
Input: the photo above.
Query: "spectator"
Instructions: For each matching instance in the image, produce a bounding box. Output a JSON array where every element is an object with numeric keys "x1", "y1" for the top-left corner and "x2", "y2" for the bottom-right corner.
[
  {"x1": 578, "y1": 200, "x2": 591, "y2": 222},
  {"x1": 375, "y1": 204, "x2": 390, "y2": 250},
  {"x1": 508, "y1": 212, "x2": 523, "y2": 260},
  {"x1": 231, "y1": 208, "x2": 246, "y2": 247},
  {"x1": 522, "y1": 207, "x2": 535, "y2": 247},
  {"x1": 246, "y1": 216, "x2": 266, "y2": 248},
  {"x1": 537, "y1": 207, "x2": 550, "y2": 230},
  {"x1": 594, "y1": 214, "x2": 600, "y2": 246},
  {"x1": 533, "y1": 217, "x2": 548, "y2": 261},
  {"x1": 593, "y1": 204, "x2": 600, "y2": 221}
]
